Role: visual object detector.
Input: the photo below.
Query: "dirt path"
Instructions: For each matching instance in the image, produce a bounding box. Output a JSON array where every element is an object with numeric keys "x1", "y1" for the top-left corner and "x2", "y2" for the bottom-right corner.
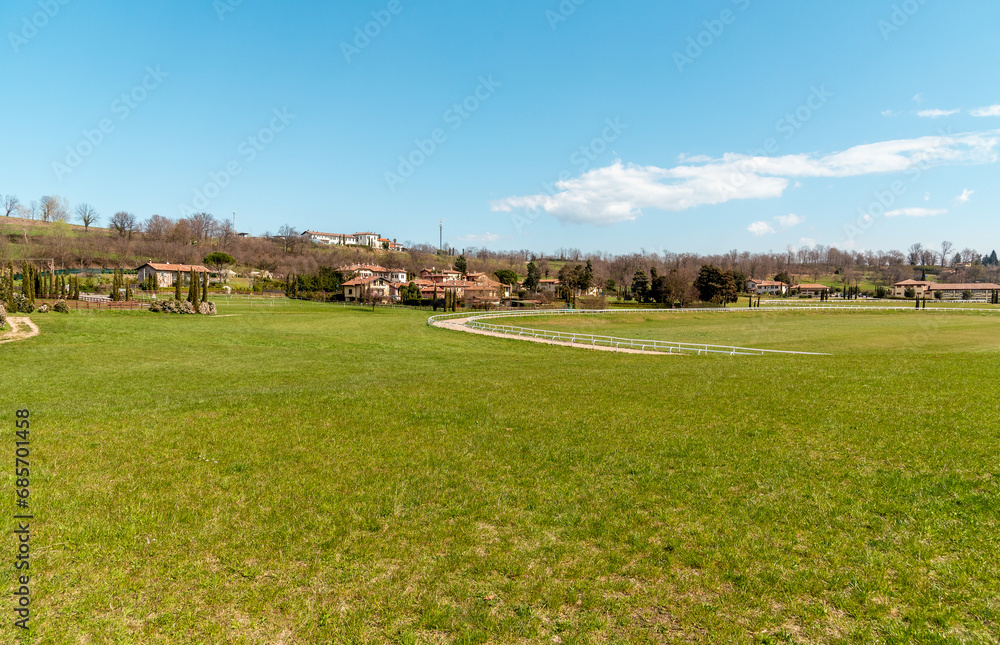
[
  {"x1": 431, "y1": 317, "x2": 674, "y2": 356},
  {"x1": 0, "y1": 317, "x2": 40, "y2": 344}
]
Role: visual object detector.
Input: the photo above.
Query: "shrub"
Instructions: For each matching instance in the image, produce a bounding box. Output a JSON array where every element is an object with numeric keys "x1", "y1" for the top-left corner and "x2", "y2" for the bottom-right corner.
[
  {"x1": 53, "y1": 300, "x2": 70, "y2": 314},
  {"x1": 12, "y1": 293, "x2": 33, "y2": 314},
  {"x1": 578, "y1": 296, "x2": 607, "y2": 310},
  {"x1": 150, "y1": 299, "x2": 215, "y2": 315},
  {"x1": 0, "y1": 303, "x2": 6, "y2": 329},
  {"x1": 37, "y1": 304, "x2": 49, "y2": 314}
]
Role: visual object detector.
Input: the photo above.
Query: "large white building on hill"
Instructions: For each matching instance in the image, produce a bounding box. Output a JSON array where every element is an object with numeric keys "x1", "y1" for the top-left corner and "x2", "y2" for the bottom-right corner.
[{"x1": 301, "y1": 230, "x2": 407, "y2": 252}]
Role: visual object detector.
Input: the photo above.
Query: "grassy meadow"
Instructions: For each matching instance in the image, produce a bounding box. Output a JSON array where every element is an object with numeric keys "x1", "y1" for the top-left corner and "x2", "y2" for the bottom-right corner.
[{"x1": 2, "y1": 301, "x2": 1000, "y2": 643}]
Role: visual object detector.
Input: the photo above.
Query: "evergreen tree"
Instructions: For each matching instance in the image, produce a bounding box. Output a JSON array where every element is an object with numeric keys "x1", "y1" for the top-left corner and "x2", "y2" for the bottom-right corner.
[
  {"x1": 175, "y1": 270, "x2": 182, "y2": 301},
  {"x1": 5, "y1": 261, "x2": 13, "y2": 308},
  {"x1": 631, "y1": 269, "x2": 650, "y2": 303},
  {"x1": 523, "y1": 262, "x2": 541, "y2": 292},
  {"x1": 125, "y1": 275, "x2": 132, "y2": 301},
  {"x1": 187, "y1": 269, "x2": 197, "y2": 303},
  {"x1": 453, "y1": 255, "x2": 468, "y2": 276}
]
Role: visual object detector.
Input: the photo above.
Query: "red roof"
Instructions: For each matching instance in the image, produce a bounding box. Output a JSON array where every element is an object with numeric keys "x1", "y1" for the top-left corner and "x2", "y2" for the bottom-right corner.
[
  {"x1": 927, "y1": 283, "x2": 1000, "y2": 290},
  {"x1": 141, "y1": 263, "x2": 209, "y2": 273}
]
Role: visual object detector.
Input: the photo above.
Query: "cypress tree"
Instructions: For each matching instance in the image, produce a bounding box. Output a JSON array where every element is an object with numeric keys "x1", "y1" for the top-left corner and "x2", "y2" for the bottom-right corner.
[
  {"x1": 175, "y1": 269, "x2": 182, "y2": 301},
  {"x1": 187, "y1": 269, "x2": 197, "y2": 303},
  {"x1": 201, "y1": 272, "x2": 209, "y2": 307},
  {"x1": 125, "y1": 276, "x2": 132, "y2": 301},
  {"x1": 5, "y1": 261, "x2": 13, "y2": 308}
]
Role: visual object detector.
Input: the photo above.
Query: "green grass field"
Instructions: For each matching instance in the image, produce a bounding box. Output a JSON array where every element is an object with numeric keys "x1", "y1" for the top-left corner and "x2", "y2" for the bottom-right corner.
[{"x1": 2, "y1": 302, "x2": 1000, "y2": 643}]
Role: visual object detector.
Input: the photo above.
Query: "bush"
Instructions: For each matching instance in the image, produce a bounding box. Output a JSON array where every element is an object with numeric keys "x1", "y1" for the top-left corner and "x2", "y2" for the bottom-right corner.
[
  {"x1": 12, "y1": 293, "x2": 33, "y2": 314},
  {"x1": 0, "y1": 303, "x2": 6, "y2": 329},
  {"x1": 53, "y1": 300, "x2": 70, "y2": 314},
  {"x1": 578, "y1": 296, "x2": 607, "y2": 310},
  {"x1": 150, "y1": 299, "x2": 216, "y2": 315},
  {"x1": 37, "y1": 304, "x2": 49, "y2": 314}
]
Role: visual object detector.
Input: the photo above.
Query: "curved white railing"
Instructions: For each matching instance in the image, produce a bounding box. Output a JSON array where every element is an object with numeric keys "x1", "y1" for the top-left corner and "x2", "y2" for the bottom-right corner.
[{"x1": 428, "y1": 305, "x2": 1000, "y2": 357}]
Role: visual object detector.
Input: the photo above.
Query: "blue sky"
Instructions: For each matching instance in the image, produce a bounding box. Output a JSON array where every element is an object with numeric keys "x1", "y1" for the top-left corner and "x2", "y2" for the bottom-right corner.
[{"x1": 2, "y1": 0, "x2": 998, "y2": 255}]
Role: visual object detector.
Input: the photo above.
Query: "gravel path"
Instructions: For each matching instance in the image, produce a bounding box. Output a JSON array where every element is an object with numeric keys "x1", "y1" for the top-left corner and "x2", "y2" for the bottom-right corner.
[{"x1": 0, "y1": 317, "x2": 40, "y2": 344}]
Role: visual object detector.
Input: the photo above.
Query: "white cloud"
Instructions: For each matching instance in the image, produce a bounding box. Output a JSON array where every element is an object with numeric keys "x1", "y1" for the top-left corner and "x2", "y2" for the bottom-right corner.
[
  {"x1": 799, "y1": 237, "x2": 817, "y2": 248},
  {"x1": 923, "y1": 192, "x2": 931, "y2": 201},
  {"x1": 917, "y1": 109, "x2": 960, "y2": 118},
  {"x1": 913, "y1": 93, "x2": 925, "y2": 104},
  {"x1": 885, "y1": 208, "x2": 947, "y2": 218},
  {"x1": 491, "y1": 130, "x2": 1000, "y2": 225},
  {"x1": 457, "y1": 232, "x2": 500, "y2": 243},
  {"x1": 955, "y1": 188, "x2": 974, "y2": 203},
  {"x1": 748, "y1": 213, "x2": 803, "y2": 236},
  {"x1": 748, "y1": 221, "x2": 776, "y2": 236},
  {"x1": 775, "y1": 213, "x2": 804, "y2": 228},
  {"x1": 882, "y1": 109, "x2": 898, "y2": 117},
  {"x1": 971, "y1": 105, "x2": 1000, "y2": 117}
]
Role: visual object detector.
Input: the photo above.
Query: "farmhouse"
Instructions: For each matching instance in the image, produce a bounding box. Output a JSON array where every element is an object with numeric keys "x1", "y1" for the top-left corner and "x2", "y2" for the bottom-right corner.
[
  {"x1": 892, "y1": 280, "x2": 934, "y2": 298},
  {"x1": 136, "y1": 263, "x2": 210, "y2": 287},
  {"x1": 796, "y1": 283, "x2": 831, "y2": 297},
  {"x1": 747, "y1": 279, "x2": 789, "y2": 295}
]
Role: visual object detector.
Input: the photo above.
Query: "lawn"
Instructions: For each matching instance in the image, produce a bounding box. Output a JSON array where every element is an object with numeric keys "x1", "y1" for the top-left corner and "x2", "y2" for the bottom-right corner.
[{"x1": 2, "y1": 302, "x2": 999, "y2": 643}]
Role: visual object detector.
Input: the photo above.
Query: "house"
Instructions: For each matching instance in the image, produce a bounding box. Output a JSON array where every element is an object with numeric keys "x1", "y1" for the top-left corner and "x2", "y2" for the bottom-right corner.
[
  {"x1": 136, "y1": 263, "x2": 210, "y2": 288},
  {"x1": 467, "y1": 272, "x2": 512, "y2": 298},
  {"x1": 340, "y1": 264, "x2": 408, "y2": 283},
  {"x1": 537, "y1": 279, "x2": 561, "y2": 293},
  {"x1": 343, "y1": 275, "x2": 391, "y2": 302},
  {"x1": 420, "y1": 268, "x2": 463, "y2": 283},
  {"x1": 353, "y1": 232, "x2": 381, "y2": 247},
  {"x1": 795, "y1": 283, "x2": 831, "y2": 297},
  {"x1": 747, "y1": 279, "x2": 789, "y2": 295},
  {"x1": 301, "y1": 230, "x2": 407, "y2": 251},
  {"x1": 892, "y1": 279, "x2": 935, "y2": 298},
  {"x1": 926, "y1": 282, "x2": 1000, "y2": 301}
]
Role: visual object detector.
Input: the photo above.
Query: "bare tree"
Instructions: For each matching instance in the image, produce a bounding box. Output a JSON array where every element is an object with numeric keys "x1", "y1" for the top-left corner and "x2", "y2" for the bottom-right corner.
[
  {"x1": 143, "y1": 214, "x2": 172, "y2": 241},
  {"x1": 940, "y1": 241, "x2": 954, "y2": 268},
  {"x1": 277, "y1": 225, "x2": 297, "y2": 254},
  {"x1": 2, "y1": 194, "x2": 19, "y2": 217},
  {"x1": 110, "y1": 211, "x2": 138, "y2": 239},
  {"x1": 76, "y1": 203, "x2": 99, "y2": 232},
  {"x1": 40, "y1": 195, "x2": 69, "y2": 222},
  {"x1": 187, "y1": 212, "x2": 217, "y2": 244},
  {"x1": 906, "y1": 243, "x2": 923, "y2": 265}
]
